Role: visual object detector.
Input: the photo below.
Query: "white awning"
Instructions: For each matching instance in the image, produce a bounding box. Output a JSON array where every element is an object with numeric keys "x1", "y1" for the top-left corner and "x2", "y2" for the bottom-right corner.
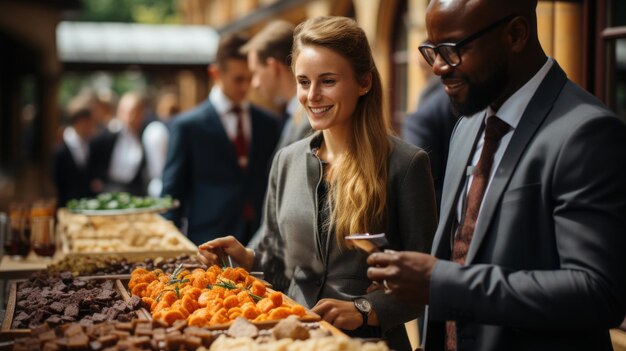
[{"x1": 56, "y1": 21, "x2": 219, "y2": 65}]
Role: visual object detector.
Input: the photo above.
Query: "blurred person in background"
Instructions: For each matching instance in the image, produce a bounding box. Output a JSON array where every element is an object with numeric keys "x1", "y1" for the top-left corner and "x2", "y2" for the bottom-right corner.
[
  {"x1": 53, "y1": 94, "x2": 99, "y2": 207},
  {"x1": 142, "y1": 89, "x2": 181, "y2": 197},
  {"x1": 403, "y1": 62, "x2": 459, "y2": 211},
  {"x1": 241, "y1": 19, "x2": 313, "y2": 250},
  {"x1": 90, "y1": 91, "x2": 148, "y2": 195},
  {"x1": 241, "y1": 19, "x2": 311, "y2": 150},
  {"x1": 198, "y1": 17, "x2": 437, "y2": 350},
  {"x1": 161, "y1": 33, "x2": 279, "y2": 246},
  {"x1": 93, "y1": 88, "x2": 118, "y2": 133}
]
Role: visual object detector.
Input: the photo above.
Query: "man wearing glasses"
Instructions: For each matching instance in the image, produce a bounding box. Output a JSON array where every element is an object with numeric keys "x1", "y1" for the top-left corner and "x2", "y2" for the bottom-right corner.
[{"x1": 368, "y1": 0, "x2": 626, "y2": 350}]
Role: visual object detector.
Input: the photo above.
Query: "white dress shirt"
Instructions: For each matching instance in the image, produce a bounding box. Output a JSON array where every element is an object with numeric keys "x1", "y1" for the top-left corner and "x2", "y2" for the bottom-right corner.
[
  {"x1": 456, "y1": 58, "x2": 554, "y2": 224},
  {"x1": 142, "y1": 120, "x2": 169, "y2": 196},
  {"x1": 209, "y1": 87, "x2": 251, "y2": 143},
  {"x1": 108, "y1": 126, "x2": 143, "y2": 184},
  {"x1": 63, "y1": 126, "x2": 89, "y2": 169}
]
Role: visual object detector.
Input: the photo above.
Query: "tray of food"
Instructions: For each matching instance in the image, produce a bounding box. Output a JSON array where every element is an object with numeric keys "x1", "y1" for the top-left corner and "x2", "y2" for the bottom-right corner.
[
  {"x1": 0, "y1": 272, "x2": 149, "y2": 341},
  {"x1": 127, "y1": 265, "x2": 320, "y2": 330},
  {"x1": 12, "y1": 312, "x2": 356, "y2": 351},
  {"x1": 47, "y1": 254, "x2": 206, "y2": 277},
  {"x1": 57, "y1": 209, "x2": 197, "y2": 258},
  {"x1": 65, "y1": 192, "x2": 179, "y2": 216}
]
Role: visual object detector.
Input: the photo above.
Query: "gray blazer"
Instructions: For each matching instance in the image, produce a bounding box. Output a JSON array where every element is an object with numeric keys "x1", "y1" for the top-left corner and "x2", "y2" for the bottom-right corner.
[
  {"x1": 425, "y1": 62, "x2": 626, "y2": 350},
  {"x1": 255, "y1": 132, "x2": 437, "y2": 349}
]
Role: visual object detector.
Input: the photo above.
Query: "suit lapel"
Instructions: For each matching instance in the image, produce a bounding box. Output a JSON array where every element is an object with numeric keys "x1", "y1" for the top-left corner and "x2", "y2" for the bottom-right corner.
[
  {"x1": 465, "y1": 63, "x2": 568, "y2": 264},
  {"x1": 432, "y1": 112, "x2": 485, "y2": 258},
  {"x1": 204, "y1": 101, "x2": 245, "y2": 173}
]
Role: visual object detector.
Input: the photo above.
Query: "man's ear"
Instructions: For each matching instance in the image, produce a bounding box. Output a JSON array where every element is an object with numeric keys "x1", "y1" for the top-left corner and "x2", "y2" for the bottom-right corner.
[
  {"x1": 359, "y1": 72, "x2": 373, "y2": 96},
  {"x1": 208, "y1": 64, "x2": 220, "y2": 81},
  {"x1": 267, "y1": 57, "x2": 281, "y2": 75},
  {"x1": 508, "y1": 16, "x2": 530, "y2": 53}
]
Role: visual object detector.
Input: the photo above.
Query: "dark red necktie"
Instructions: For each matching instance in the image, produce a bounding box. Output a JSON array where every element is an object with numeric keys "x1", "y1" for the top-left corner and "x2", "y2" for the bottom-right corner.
[
  {"x1": 446, "y1": 116, "x2": 511, "y2": 351},
  {"x1": 231, "y1": 106, "x2": 254, "y2": 222},
  {"x1": 231, "y1": 106, "x2": 248, "y2": 170}
]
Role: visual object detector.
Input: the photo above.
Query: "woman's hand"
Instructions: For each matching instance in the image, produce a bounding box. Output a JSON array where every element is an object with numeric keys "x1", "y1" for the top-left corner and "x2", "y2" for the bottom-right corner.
[
  {"x1": 197, "y1": 235, "x2": 255, "y2": 271},
  {"x1": 312, "y1": 298, "x2": 367, "y2": 331}
]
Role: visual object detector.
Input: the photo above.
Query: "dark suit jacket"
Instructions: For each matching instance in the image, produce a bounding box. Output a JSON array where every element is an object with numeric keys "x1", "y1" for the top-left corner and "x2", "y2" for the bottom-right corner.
[
  {"x1": 254, "y1": 133, "x2": 438, "y2": 351},
  {"x1": 403, "y1": 83, "x2": 459, "y2": 211},
  {"x1": 425, "y1": 62, "x2": 626, "y2": 350},
  {"x1": 53, "y1": 141, "x2": 94, "y2": 207},
  {"x1": 161, "y1": 99, "x2": 279, "y2": 245},
  {"x1": 89, "y1": 129, "x2": 147, "y2": 195}
]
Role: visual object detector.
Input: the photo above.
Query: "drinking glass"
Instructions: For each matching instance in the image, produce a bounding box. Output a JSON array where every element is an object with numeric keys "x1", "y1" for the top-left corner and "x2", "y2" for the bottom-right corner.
[
  {"x1": 4, "y1": 203, "x2": 31, "y2": 259},
  {"x1": 31, "y1": 216, "x2": 56, "y2": 259}
]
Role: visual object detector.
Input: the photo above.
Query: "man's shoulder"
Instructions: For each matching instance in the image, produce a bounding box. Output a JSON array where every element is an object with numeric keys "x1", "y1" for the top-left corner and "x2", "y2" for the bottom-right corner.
[
  {"x1": 557, "y1": 81, "x2": 618, "y2": 120},
  {"x1": 171, "y1": 100, "x2": 215, "y2": 127},
  {"x1": 250, "y1": 105, "x2": 280, "y2": 124},
  {"x1": 53, "y1": 141, "x2": 70, "y2": 160}
]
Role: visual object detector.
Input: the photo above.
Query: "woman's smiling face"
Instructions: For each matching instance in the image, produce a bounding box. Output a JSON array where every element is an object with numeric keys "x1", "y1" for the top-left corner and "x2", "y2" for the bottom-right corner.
[{"x1": 295, "y1": 45, "x2": 368, "y2": 133}]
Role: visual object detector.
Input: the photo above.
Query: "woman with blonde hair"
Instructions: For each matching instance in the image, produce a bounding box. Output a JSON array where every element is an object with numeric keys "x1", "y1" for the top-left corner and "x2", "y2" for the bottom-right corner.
[{"x1": 198, "y1": 16, "x2": 437, "y2": 349}]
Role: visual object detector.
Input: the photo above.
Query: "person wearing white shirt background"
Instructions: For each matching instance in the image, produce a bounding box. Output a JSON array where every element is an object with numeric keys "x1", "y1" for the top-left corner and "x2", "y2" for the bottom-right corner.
[
  {"x1": 142, "y1": 90, "x2": 181, "y2": 197},
  {"x1": 90, "y1": 91, "x2": 148, "y2": 196}
]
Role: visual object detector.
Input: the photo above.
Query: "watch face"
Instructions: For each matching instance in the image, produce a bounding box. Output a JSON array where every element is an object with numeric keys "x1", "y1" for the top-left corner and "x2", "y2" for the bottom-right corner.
[{"x1": 355, "y1": 298, "x2": 371, "y2": 312}]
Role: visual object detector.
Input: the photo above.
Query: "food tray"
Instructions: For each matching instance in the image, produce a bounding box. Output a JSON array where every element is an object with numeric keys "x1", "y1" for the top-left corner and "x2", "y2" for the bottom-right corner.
[
  {"x1": 122, "y1": 280, "x2": 320, "y2": 331},
  {"x1": 58, "y1": 210, "x2": 197, "y2": 259},
  {"x1": 0, "y1": 277, "x2": 149, "y2": 341},
  {"x1": 205, "y1": 289, "x2": 321, "y2": 330},
  {"x1": 69, "y1": 200, "x2": 179, "y2": 216}
]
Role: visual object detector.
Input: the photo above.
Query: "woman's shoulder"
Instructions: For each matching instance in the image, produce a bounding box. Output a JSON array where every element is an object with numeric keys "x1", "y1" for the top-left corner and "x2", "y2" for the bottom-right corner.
[
  {"x1": 387, "y1": 135, "x2": 428, "y2": 162},
  {"x1": 276, "y1": 133, "x2": 319, "y2": 156}
]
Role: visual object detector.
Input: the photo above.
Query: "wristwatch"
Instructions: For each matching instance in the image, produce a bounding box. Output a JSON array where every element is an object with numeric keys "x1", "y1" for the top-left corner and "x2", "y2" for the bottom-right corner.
[{"x1": 353, "y1": 297, "x2": 371, "y2": 327}]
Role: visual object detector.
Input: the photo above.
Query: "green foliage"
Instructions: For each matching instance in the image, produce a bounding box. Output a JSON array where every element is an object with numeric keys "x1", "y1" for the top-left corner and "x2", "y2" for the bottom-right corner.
[{"x1": 77, "y1": 0, "x2": 179, "y2": 24}]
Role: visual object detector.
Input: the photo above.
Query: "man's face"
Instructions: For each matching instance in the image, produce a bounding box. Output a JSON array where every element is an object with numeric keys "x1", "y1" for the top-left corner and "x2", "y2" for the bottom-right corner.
[
  {"x1": 117, "y1": 96, "x2": 144, "y2": 134},
  {"x1": 248, "y1": 50, "x2": 278, "y2": 103},
  {"x1": 218, "y1": 59, "x2": 252, "y2": 105},
  {"x1": 425, "y1": 3, "x2": 510, "y2": 116},
  {"x1": 74, "y1": 115, "x2": 98, "y2": 140}
]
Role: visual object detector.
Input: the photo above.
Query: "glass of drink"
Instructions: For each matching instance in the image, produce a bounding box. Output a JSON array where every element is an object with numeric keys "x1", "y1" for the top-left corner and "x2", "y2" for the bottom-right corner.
[
  {"x1": 31, "y1": 216, "x2": 56, "y2": 259},
  {"x1": 4, "y1": 203, "x2": 31, "y2": 259}
]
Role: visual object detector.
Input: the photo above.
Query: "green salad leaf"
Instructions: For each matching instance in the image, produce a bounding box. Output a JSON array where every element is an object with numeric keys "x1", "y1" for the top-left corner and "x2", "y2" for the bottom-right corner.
[{"x1": 66, "y1": 192, "x2": 174, "y2": 211}]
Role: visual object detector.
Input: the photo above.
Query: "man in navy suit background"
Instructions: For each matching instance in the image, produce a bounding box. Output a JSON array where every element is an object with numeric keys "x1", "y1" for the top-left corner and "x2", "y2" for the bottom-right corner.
[
  {"x1": 161, "y1": 33, "x2": 279, "y2": 246},
  {"x1": 53, "y1": 94, "x2": 98, "y2": 207}
]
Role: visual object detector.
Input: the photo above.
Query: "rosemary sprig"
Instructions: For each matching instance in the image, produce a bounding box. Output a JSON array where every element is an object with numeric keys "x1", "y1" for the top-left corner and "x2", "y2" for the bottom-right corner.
[
  {"x1": 247, "y1": 292, "x2": 263, "y2": 302},
  {"x1": 171, "y1": 264, "x2": 184, "y2": 279},
  {"x1": 167, "y1": 264, "x2": 189, "y2": 285},
  {"x1": 215, "y1": 278, "x2": 237, "y2": 290},
  {"x1": 155, "y1": 289, "x2": 175, "y2": 302}
]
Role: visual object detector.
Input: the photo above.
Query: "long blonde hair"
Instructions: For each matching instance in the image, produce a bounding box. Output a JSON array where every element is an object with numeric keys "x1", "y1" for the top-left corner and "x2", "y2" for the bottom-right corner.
[{"x1": 292, "y1": 16, "x2": 391, "y2": 249}]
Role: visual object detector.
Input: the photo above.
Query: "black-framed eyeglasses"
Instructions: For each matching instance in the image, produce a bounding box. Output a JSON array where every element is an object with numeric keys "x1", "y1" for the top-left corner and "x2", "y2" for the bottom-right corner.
[{"x1": 419, "y1": 13, "x2": 517, "y2": 67}]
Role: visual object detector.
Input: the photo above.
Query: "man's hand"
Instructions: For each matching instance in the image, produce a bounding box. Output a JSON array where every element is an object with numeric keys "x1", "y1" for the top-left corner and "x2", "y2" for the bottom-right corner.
[{"x1": 367, "y1": 250, "x2": 436, "y2": 308}]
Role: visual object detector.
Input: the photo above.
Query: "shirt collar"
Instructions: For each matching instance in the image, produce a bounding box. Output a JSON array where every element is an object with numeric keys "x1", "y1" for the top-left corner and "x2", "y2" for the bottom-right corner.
[
  {"x1": 487, "y1": 57, "x2": 553, "y2": 129},
  {"x1": 209, "y1": 86, "x2": 250, "y2": 116},
  {"x1": 63, "y1": 126, "x2": 81, "y2": 145}
]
